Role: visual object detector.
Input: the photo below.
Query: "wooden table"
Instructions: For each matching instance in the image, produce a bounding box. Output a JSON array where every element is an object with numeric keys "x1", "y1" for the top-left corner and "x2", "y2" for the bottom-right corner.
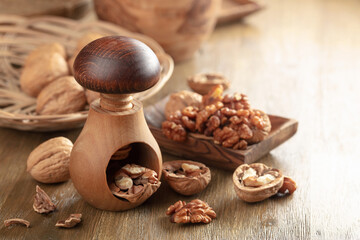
[{"x1": 1, "y1": 0, "x2": 360, "y2": 239}]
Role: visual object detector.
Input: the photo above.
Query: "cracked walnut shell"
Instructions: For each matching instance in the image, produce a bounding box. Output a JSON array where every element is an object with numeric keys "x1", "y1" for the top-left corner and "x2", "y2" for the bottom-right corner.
[
  {"x1": 109, "y1": 164, "x2": 161, "y2": 204},
  {"x1": 55, "y1": 214, "x2": 82, "y2": 228},
  {"x1": 36, "y1": 76, "x2": 86, "y2": 115},
  {"x1": 27, "y1": 137, "x2": 73, "y2": 183},
  {"x1": 233, "y1": 163, "x2": 284, "y2": 202},
  {"x1": 4, "y1": 218, "x2": 30, "y2": 228},
  {"x1": 162, "y1": 160, "x2": 211, "y2": 195},
  {"x1": 33, "y1": 185, "x2": 56, "y2": 214}
]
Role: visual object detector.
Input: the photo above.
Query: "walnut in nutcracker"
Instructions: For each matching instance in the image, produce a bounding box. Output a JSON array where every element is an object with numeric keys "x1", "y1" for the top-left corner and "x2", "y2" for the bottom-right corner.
[
  {"x1": 162, "y1": 160, "x2": 211, "y2": 196},
  {"x1": 109, "y1": 164, "x2": 161, "y2": 203},
  {"x1": 36, "y1": 76, "x2": 86, "y2": 115},
  {"x1": 20, "y1": 43, "x2": 69, "y2": 97},
  {"x1": 232, "y1": 163, "x2": 284, "y2": 202}
]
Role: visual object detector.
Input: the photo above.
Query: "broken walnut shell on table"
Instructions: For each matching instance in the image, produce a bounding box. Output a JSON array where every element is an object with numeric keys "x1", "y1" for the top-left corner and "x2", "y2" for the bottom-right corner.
[
  {"x1": 233, "y1": 163, "x2": 284, "y2": 202},
  {"x1": 4, "y1": 218, "x2": 30, "y2": 228},
  {"x1": 187, "y1": 73, "x2": 230, "y2": 95},
  {"x1": 27, "y1": 137, "x2": 73, "y2": 184},
  {"x1": 55, "y1": 214, "x2": 82, "y2": 228},
  {"x1": 162, "y1": 160, "x2": 211, "y2": 196},
  {"x1": 33, "y1": 185, "x2": 56, "y2": 214},
  {"x1": 36, "y1": 76, "x2": 86, "y2": 115}
]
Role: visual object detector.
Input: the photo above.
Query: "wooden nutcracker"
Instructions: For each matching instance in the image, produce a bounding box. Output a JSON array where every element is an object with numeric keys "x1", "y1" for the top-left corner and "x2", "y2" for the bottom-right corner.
[{"x1": 70, "y1": 36, "x2": 162, "y2": 211}]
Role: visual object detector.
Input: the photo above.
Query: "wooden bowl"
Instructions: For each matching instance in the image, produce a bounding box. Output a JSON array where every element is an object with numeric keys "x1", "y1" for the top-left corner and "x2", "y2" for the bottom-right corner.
[
  {"x1": 94, "y1": 0, "x2": 221, "y2": 62},
  {"x1": 144, "y1": 96, "x2": 298, "y2": 171},
  {"x1": 0, "y1": 15, "x2": 174, "y2": 131}
]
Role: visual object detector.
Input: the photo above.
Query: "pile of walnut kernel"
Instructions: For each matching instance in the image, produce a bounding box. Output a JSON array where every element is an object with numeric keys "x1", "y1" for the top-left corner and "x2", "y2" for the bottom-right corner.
[{"x1": 162, "y1": 85, "x2": 271, "y2": 150}]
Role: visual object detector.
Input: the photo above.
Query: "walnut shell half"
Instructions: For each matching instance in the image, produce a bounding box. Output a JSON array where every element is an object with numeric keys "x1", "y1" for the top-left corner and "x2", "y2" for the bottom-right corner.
[
  {"x1": 162, "y1": 160, "x2": 211, "y2": 196},
  {"x1": 187, "y1": 73, "x2": 230, "y2": 95},
  {"x1": 233, "y1": 163, "x2": 283, "y2": 202}
]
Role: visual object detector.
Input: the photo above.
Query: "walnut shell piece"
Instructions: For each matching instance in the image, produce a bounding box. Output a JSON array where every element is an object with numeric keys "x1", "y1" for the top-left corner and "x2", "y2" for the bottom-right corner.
[
  {"x1": 33, "y1": 185, "x2": 56, "y2": 214},
  {"x1": 20, "y1": 44, "x2": 69, "y2": 97},
  {"x1": 187, "y1": 73, "x2": 230, "y2": 95},
  {"x1": 233, "y1": 163, "x2": 284, "y2": 202},
  {"x1": 27, "y1": 137, "x2": 73, "y2": 183},
  {"x1": 162, "y1": 160, "x2": 211, "y2": 196},
  {"x1": 55, "y1": 214, "x2": 82, "y2": 228},
  {"x1": 109, "y1": 164, "x2": 161, "y2": 204},
  {"x1": 165, "y1": 90, "x2": 202, "y2": 120},
  {"x1": 36, "y1": 76, "x2": 86, "y2": 115},
  {"x1": 166, "y1": 199, "x2": 216, "y2": 224},
  {"x1": 4, "y1": 218, "x2": 30, "y2": 228}
]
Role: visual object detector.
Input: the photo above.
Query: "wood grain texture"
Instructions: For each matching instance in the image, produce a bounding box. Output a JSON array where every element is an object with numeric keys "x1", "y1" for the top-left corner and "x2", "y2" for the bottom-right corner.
[
  {"x1": 1, "y1": 0, "x2": 360, "y2": 239},
  {"x1": 74, "y1": 36, "x2": 161, "y2": 94},
  {"x1": 144, "y1": 97, "x2": 298, "y2": 170}
]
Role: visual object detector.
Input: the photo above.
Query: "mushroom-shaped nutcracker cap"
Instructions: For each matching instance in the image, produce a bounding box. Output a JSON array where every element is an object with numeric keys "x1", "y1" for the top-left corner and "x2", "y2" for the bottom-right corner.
[{"x1": 73, "y1": 36, "x2": 161, "y2": 94}]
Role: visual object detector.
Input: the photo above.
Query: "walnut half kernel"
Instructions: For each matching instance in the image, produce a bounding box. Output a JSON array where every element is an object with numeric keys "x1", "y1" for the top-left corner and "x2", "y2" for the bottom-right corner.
[
  {"x1": 162, "y1": 160, "x2": 211, "y2": 196},
  {"x1": 166, "y1": 199, "x2": 216, "y2": 224}
]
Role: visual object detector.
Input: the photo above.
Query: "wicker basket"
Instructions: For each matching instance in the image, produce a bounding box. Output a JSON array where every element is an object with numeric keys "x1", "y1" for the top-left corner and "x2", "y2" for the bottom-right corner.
[{"x1": 0, "y1": 15, "x2": 174, "y2": 131}]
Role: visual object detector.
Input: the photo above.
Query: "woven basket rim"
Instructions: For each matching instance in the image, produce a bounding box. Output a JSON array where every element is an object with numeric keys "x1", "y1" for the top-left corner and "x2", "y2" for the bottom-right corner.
[{"x1": 0, "y1": 14, "x2": 174, "y2": 130}]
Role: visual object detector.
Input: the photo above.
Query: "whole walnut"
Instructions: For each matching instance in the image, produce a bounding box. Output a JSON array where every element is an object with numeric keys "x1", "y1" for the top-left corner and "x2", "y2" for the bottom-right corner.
[
  {"x1": 20, "y1": 43, "x2": 69, "y2": 97},
  {"x1": 24, "y1": 43, "x2": 66, "y2": 67},
  {"x1": 165, "y1": 91, "x2": 202, "y2": 120},
  {"x1": 36, "y1": 76, "x2": 86, "y2": 115}
]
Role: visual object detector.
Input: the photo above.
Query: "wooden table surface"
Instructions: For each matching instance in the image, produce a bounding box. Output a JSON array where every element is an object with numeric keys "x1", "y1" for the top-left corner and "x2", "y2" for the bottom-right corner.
[{"x1": 1, "y1": 0, "x2": 360, "y2": 239}]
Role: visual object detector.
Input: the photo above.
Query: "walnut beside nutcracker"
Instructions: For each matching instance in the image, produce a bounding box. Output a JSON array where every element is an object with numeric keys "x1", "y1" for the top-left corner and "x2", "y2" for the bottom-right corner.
[{"x1": 70, "y1": 36, "x2": 162, "y2": 211}]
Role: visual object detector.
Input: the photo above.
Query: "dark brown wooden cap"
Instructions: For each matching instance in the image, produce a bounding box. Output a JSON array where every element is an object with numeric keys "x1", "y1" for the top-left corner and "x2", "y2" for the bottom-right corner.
[{"x1": 73, "y1": 36, "x2": 161, "y2": 94}]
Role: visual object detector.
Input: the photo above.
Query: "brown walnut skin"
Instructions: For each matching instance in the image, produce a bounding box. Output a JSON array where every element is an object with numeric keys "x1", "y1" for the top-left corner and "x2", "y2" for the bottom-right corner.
[
  {"x1": 162, "y1": 160, "x2": 211, "y2": 196},
  {"x1": 74, "y1": 36, "x2": 161, "y2": 94},
  {"x1": 233, "y1": 163, "x2": 284, "y2": 203}
]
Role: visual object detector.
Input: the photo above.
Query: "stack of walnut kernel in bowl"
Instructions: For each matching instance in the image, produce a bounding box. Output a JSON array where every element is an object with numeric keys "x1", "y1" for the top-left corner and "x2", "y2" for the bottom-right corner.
[{"x1": 162, "y1": 84, "x2": 271, "y2": 150}]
